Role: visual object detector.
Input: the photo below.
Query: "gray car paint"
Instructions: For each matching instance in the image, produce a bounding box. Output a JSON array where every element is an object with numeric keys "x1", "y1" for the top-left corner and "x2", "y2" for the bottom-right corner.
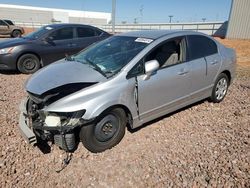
[
  {"x1": 26, "y1": 60, "x2": 106, "y2": 95},
  {"x1": 25, "y1": 30, "x2": 236, "y2": 129}
]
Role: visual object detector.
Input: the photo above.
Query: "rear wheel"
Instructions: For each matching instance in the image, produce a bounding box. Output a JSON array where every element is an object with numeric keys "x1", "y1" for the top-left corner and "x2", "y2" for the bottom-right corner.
[
  {"x1": 210, "y1": 73, "x2": 229, "y2": 103},
  {"x1": 17, "y1": 54, "x2": 40, "y2": 74},
  {"x1": 80, "y1": 108, "x2": 127, "y2": 153},
  {"x1": 11, "y1": 30, "x2": 21, "y2": 38}
]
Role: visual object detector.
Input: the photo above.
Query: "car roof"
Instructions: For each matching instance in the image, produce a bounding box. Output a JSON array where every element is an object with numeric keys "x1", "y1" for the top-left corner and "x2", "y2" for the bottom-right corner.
[
  {"x1": 44, "y1": 23, "x2": 96, "y2": 28},
  {"x1": 118, "y1": 30, "x2": 202, "y2": 40}
]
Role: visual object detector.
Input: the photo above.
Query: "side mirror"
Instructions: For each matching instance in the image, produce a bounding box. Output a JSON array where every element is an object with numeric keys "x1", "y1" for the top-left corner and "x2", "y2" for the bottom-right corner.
[
  {"x1": 44, "y1": 36, "x2": 54, "y2": 45},
  {"x1": 143, "y1": 60, "x2": 159, "y2": 80}
]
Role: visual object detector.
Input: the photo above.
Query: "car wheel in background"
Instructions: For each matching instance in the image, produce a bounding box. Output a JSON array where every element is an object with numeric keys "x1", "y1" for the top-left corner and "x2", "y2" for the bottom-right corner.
[
  {"x1": 210, "y1": 73, "x2": 229, "y2": 103},
  {"x1": 11, "y1": 30, "x2": 21, "y2": 38},
  {"x1": 80, "y1": 108, "x2": 127, "y2": 153},
  {"x1": 17, "y1": 54, "x2": 40, "y2": 74}
]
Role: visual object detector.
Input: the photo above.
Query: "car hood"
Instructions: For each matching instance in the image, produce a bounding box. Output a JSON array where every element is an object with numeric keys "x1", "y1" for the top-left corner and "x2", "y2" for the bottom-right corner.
[
  {"x1": 0, "y1": 37, "x2": 33, "y2": 48},
  {"x1": 25, "y1": 60, "x2": 107, "y2": 95}
]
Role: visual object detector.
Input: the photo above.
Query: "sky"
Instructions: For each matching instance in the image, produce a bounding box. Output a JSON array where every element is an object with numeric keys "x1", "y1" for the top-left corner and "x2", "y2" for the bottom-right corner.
[{"x1": 0, "y1": 0, "x2": 232, "y2": 23}]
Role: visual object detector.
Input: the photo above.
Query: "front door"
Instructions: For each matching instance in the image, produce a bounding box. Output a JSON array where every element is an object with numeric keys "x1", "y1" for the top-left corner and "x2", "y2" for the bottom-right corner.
[
  {"x1": 39, "y1": 27, "x2": 75, "y2": 65},
  {"x1": 136, "y1": 37, "x2": 191, "y2": 122}
]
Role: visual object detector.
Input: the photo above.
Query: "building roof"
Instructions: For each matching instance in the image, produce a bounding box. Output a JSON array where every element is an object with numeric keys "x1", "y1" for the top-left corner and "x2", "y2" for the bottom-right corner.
[{"x1": 0, "y1": 3, "x2": 111, "y2": 21}]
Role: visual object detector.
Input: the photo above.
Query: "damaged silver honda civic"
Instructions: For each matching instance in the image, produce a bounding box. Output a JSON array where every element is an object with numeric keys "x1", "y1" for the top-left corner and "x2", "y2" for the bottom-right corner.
[{"x1": 19, "y1": 30, "x2": 236, "y2": 153}]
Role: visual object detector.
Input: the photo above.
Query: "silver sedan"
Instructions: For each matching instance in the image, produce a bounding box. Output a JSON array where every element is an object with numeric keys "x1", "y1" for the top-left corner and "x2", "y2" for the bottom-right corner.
[{"x1": 19, "y1": 30, "x2": 236, "y2": 153}]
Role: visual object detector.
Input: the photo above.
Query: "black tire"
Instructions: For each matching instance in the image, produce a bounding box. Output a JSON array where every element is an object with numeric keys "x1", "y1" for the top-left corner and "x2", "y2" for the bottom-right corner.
[
  {"x1": 210, "y1": 73, "x2": 229, "y2": 103},
  {"x1": 17, "y1": 54, "x2": 40, "y2": 74},
  {"x1": 80, "y1": 108, "x2": 127, "y2": 153},
  {"x1": 11, "y1": 30, "x2": 21, "y2": 38}
]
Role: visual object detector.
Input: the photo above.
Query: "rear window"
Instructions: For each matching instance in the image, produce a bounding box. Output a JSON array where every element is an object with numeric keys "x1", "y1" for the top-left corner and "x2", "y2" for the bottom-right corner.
[
  {"x1": 77, "y1": 27, "x2": 96, "y2": 38},
  {"x1": 187, "y1": 35, "x2": 218, "y2": 60}
]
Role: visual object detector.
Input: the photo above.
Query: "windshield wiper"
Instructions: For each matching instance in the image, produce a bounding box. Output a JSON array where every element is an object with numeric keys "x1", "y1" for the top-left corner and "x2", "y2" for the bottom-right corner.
[
  {"x1": 65, "y1": 54, "x2": 74, "y2": 61},
  {"x1": 83, "y1": 58, "x2": 107, "y2": 78}
]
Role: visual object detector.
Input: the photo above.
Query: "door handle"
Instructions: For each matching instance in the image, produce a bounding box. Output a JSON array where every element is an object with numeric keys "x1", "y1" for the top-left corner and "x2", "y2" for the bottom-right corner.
[
  {"x1": 178, "y1": 69, "x2": 189, "y2": 75},
  {"x1": 211, "y1": 60, "x2": 218, "y2": 65},
  {"x1": 67, "y1": 43, "x2": 77, "y2": 47}
]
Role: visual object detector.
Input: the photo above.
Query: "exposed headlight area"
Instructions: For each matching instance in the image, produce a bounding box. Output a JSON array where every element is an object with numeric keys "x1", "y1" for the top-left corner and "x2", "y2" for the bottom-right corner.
[
  {"x1": 44, "y1": 110, "x2": 86, "y2": 127},
  {"x1": 27, "y1": 99, "x2": 86, "y2": 128},
  {"x1": 0, "y1": 47, "x2": 15, "y2": 55}
]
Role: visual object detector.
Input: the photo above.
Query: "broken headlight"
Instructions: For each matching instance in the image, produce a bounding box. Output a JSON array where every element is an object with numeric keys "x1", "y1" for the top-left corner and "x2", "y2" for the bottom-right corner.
[{"x1": 44, "y1": 110, "x2": 86, "y2": 127}]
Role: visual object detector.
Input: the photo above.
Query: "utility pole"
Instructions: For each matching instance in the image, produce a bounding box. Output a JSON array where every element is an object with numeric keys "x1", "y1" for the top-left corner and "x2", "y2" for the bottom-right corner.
[
  {"x1": 140, "y1": 5, "x2": 144, "y2": 23},
  {"x1": 112, "y1": 0, "x2": 116, "y2": 34},
  {"x1": 169, "y1": 15, "x2": 173, "y2": 23}
]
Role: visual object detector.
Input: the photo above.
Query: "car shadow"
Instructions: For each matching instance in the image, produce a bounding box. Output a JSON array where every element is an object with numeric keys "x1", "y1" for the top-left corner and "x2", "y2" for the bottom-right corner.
[
  {"x1": 127, "y1": 99, "x2": 207, "y2": 133},
  {"x1": 36, "y1": 139, "x2": 51, "y2": 154},
  {"x1": 36, "y1": 137, "x2": 79, "y2": 154},
  {"x1": 0, "y1": 70, "x2": 19, "y2": 75},
  {"x1": 0, "y1": 35, "x2": 11, "y2": 38}
]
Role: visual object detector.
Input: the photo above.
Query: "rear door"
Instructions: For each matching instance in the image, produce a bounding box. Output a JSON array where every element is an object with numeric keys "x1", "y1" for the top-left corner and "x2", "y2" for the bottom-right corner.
[
  {"x1": 73, "y1": 26, "x2": 106, "y2": 53},
  {"x1": 0, "y1": 20, "x2": 9, "y2": 34},
  {"x1": 186, "y1": 35, "x2": 221, "y2": 99}
]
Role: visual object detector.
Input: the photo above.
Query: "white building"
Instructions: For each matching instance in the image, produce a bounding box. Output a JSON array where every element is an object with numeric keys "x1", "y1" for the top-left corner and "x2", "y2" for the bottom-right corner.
[{"x1": 0, "y1": 4, "x2": 111, "y2": 27}]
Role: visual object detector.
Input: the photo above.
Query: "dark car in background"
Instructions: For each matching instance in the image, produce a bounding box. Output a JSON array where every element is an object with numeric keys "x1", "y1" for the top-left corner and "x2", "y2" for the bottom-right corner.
[
  {"x1": 0, "y1": 23, "x2": 110, "y2": 73},
  {"x1": 0, "y1": 19, "x2": 25, "y2": 38}
]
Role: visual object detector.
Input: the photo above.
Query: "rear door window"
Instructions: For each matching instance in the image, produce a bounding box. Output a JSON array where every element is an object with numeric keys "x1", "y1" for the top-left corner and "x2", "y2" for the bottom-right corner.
[
  {"x1": 187, "y1": 35, "x2": 218, "y2": 60},
  {"x1": 0, "y1": 20, "x2": 7, "y2": 26},
  {"x1": 77, "y1": 27, "x2": 96, "y2": 38},
  {"x1": 4, "y1": 20, "x2": 14, "y2": 25},
  {"x1": 49, "y1": 27, "x2": 74, "y2": 40}
]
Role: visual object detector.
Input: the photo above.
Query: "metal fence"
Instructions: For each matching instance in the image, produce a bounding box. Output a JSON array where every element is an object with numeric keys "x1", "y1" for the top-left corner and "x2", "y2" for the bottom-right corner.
[
  {"x1": 14, "y1": 21, "x2": 227, "y2": 37},
  {"x1": 14, "y1": 21, "x2": 50, "y2": 28},
  {"x1": 99, "y1": 21, "x2": 226, "y2": 36}
]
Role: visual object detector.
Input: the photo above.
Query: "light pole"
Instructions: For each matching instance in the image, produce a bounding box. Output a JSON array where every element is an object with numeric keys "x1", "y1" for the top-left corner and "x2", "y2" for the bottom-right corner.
[
  {"x1": 202, "y1": 18, "x2": 206, "y2": 22},
  {"x1": 169, "y1": 15, "x2": 173, "y2": 23},
  {"x1": 112, "y1": 0, "x2": 116, "y2": 34},
  {"x1": 140, "y1": 5, "x2": 144, "y2": 23}
]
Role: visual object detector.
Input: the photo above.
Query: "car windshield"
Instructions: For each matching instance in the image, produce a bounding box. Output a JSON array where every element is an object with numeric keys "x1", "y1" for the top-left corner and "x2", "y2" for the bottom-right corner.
[
  {"x1": 70, "y1": 36, "x2": 151, "y2": 77},
  {"x1": 25, "y1": 26, "x2": 54, "y2": 39}
]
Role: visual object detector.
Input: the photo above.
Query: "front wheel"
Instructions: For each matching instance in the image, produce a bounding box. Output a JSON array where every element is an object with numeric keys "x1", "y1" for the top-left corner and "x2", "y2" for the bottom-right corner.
[
  {"x1": 210, "y1": 73, "x2": 229, "y2": 103},
  {"x1": 80, "y1": 108, "x2": 127, "y2": 153},
  {"x1": 17, "y1": 54, "x2": 40, "y2": 74}
]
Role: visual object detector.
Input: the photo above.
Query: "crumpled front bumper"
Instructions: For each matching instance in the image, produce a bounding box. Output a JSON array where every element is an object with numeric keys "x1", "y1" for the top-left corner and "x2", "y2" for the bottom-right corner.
[{"x1": 18, "y1": 98, "x2": 37, "y2": 145}]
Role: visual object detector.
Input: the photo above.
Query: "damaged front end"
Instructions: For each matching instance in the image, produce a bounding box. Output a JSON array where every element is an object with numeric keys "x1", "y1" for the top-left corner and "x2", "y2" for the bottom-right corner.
[
  {"x1": 18, "y1": 61, "x2": 106, "y2": 151},
  {"x1": 19, "y1": 95, "x2": 86, "y2": 151}
]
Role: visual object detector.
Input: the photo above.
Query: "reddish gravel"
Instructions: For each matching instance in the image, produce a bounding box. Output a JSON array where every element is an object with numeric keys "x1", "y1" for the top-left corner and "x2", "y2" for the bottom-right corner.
[{"x1": 0, "y1": 40, "x2": 250, "y2": 187}]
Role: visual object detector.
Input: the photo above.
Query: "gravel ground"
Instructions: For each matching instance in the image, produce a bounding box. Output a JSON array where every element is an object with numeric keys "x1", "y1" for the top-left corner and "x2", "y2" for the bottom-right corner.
[{"x1": 0, "y1": 40, "x2": 250, "y2": 187}]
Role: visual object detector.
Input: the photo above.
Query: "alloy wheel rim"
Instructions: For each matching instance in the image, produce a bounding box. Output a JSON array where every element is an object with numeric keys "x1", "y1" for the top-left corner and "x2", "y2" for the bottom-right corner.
[{"x1": 215, "y1": 78, "x2": 227, "y2": 100}]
